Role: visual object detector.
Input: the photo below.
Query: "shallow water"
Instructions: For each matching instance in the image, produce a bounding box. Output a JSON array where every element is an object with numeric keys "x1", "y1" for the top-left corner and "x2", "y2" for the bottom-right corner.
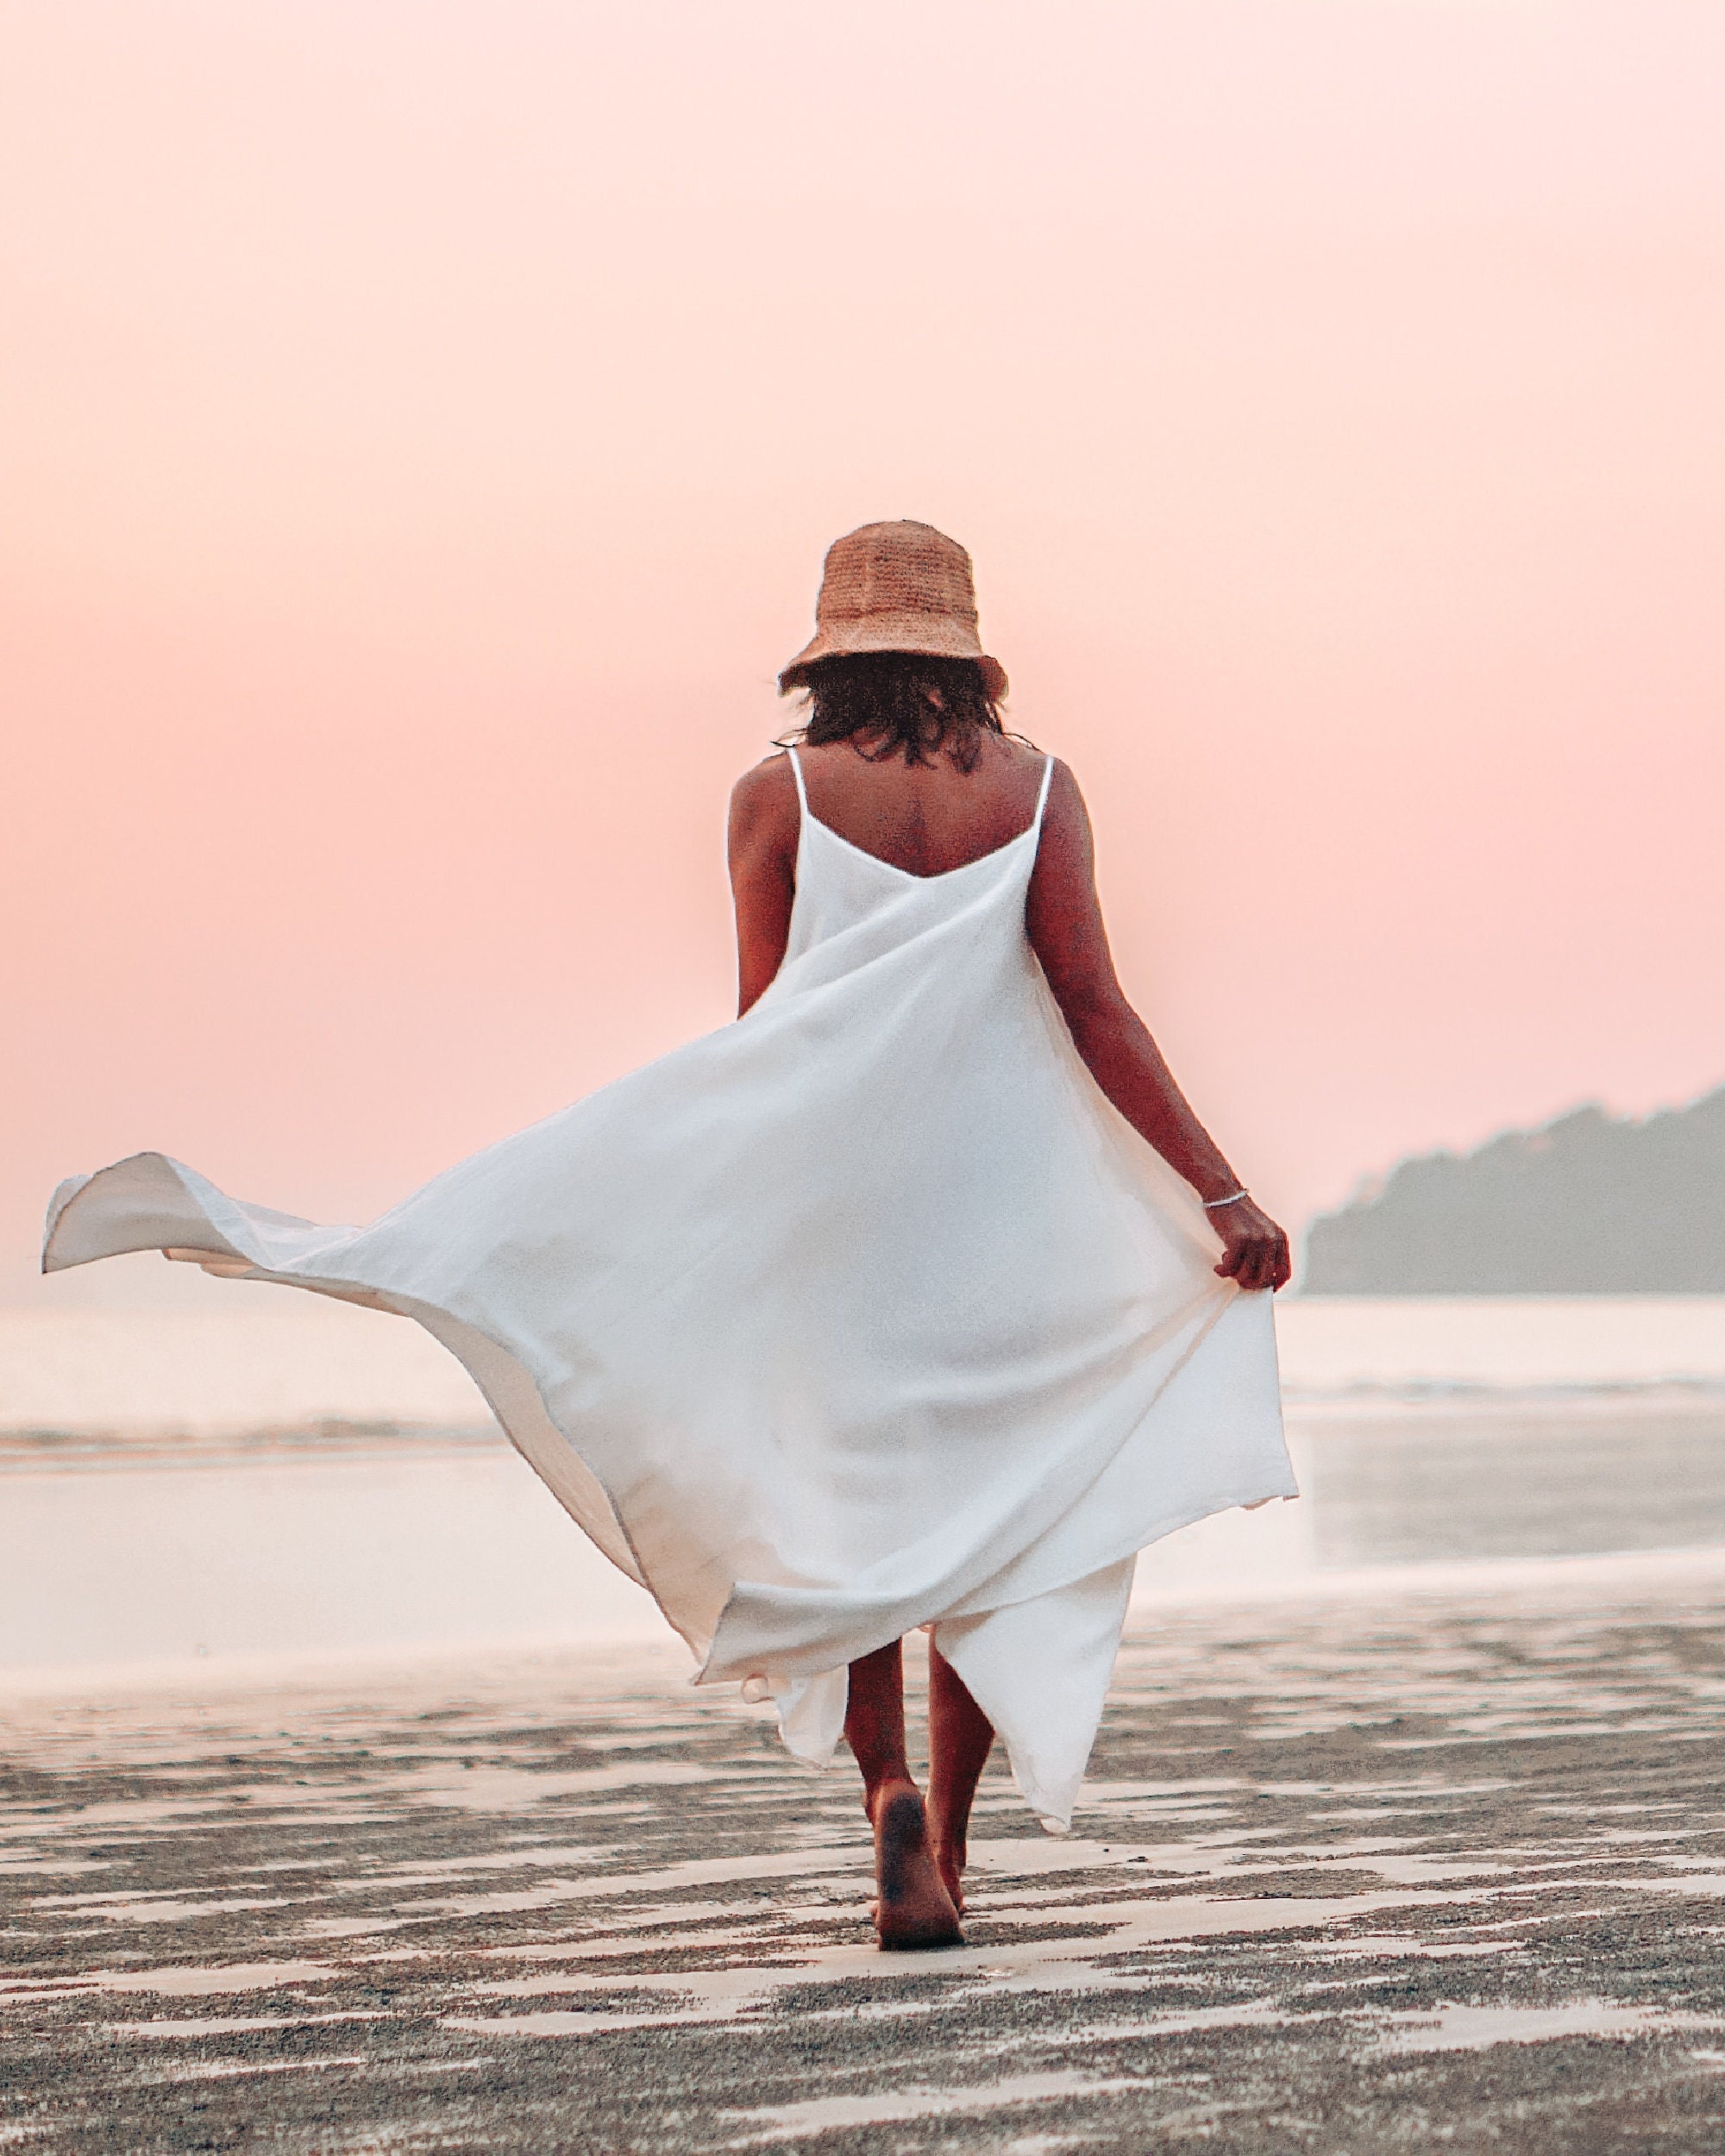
[
  {"x1": 0, "y1": 1448, "x2": 661, "y2": 1670},
  {"x1": 1297, "y1": 1400, "x2": 1725, "y2": 1569},
  {"x1": 7, "y1": 1406, "x2": 1725, "y2": 1675},
  {"x1": 2, "y1": 1296, "x2": 1722, "y2": 1676}
]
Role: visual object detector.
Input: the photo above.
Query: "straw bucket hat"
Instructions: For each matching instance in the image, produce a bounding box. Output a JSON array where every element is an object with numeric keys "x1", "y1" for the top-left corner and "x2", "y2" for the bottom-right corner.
[{"x1": 779, "y1": 521, "x2": 1007, "y2": 700}]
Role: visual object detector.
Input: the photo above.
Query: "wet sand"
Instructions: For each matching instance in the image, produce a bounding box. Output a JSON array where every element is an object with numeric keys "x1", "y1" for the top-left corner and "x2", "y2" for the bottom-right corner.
[{"x1": 8, "y1": 1570, "x2": 1725, "y2": 2153}]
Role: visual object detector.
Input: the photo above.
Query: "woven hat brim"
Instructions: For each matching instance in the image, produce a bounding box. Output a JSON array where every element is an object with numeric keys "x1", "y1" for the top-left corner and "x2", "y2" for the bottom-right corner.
[{"x1": 780, "y1": 616, "x2": 1007, "y2": 701}]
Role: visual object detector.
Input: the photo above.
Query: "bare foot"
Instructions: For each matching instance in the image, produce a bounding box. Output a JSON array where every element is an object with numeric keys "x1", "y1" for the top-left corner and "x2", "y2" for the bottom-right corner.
[{"x1": 871, "y1": 1782, "x2": 963, "y2": 1950}]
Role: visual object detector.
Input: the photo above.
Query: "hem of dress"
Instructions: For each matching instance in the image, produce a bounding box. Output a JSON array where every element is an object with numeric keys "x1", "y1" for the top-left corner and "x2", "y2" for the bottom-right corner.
[
  {"x1": 695, "y1": 1283, "x2": 1290, "y2": 1688},
  {"x1": 694, "y1": 1470, "x2": 1296, "y2": 1694}
]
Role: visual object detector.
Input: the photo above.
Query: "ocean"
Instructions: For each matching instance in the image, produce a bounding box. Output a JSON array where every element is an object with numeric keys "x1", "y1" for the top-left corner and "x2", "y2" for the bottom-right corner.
[{"x1": 2, "y1": 1294, "x2": 1722, "y2": 1681}]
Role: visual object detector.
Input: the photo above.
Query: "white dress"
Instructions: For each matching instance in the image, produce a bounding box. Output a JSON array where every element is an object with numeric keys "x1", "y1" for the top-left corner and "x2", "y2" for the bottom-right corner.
[{"x1": 43, "y1": 749, "x2": 1296, "y2": 1827}]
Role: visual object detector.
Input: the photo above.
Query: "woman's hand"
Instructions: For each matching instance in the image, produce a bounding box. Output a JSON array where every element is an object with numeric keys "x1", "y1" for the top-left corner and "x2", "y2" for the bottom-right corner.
[{"x1": 1210, "y1": 1197, "x2": 1292, "y2": 1293}]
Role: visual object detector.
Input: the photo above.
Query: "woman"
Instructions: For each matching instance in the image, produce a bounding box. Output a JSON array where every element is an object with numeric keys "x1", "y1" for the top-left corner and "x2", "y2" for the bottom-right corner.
[{"x1": 44, "y1": 521, "x2": 1295, "y2": 1952}]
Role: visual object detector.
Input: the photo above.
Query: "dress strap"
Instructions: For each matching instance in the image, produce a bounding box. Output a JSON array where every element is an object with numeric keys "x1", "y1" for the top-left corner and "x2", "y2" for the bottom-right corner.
[
  {"x1": 786, "y1": 745, "x2": 809, "y2": 812},
  {"x1": 1033, "y1": 754, "x2": 1055, "y2": 827}
]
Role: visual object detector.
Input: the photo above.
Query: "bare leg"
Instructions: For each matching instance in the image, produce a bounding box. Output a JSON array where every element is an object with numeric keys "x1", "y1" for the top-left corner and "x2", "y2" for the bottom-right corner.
[
  {"x1": 844, "y1": 1641, "x2": 962, "y2": 1949},
  {"x1": 926, "y1": 1643, "x2": 995, "y2": 1912}
]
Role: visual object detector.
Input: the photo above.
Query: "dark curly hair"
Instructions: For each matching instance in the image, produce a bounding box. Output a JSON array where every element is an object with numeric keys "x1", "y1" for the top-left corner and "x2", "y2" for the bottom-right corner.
[{"x1": 779, "y1": 652, "x2": 1005, "y2": 772}]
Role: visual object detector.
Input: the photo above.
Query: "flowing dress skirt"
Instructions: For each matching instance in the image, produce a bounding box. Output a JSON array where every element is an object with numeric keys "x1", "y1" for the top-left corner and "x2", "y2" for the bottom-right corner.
[{"x1": 44, "y1": 755, "x2": 1297, "y2": 1826}]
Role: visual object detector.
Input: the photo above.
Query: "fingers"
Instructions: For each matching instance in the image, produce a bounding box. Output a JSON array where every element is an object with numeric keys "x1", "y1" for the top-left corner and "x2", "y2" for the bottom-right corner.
[
  {"x1": 1213, "y1": 1238, "x2": 1245, "y2": 1282},
  {"x1": 1253, "y1": 1232, "x2": 1290, "y2": 1293},
  {"x1": 1213, "y1": 1227, "x2": 1292, "y2": 1292}
]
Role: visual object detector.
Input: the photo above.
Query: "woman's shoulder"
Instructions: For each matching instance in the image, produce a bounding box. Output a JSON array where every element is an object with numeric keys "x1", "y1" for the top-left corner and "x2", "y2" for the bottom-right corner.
[
  {"x1": 731, "y1": 748, "x2": 797, "y2": 801},
  {"x1": 997, "y1": 736, "x2": 1077, "y2": 820},
  {"x1": 991, "y1": 730, "x2": 1070, "y2": 781},
  {"x1": 727, "y1": 750, "x2": 800, "y2": 856}
]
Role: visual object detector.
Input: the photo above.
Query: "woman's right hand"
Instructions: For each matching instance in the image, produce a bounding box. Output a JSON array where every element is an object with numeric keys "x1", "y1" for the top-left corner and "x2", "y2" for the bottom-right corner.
[{"x1": 1211, "y1": 1198, "x2": 1292, "y2": 1293}]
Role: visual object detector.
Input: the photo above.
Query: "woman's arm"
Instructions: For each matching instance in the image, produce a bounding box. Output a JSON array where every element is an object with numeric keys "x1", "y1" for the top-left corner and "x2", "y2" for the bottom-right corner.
[
  {"x1": 727, "y1": 755, "x2": 800, "y2": 1017},
  {"x1": 1026, "y1": 761, "x2": 1291, "y2": 1292}
]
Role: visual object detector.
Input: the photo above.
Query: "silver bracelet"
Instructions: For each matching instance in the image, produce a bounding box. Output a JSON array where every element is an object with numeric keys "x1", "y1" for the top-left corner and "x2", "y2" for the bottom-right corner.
[{"x1": 1203, "y1": 1188, "x2": 1251, "y2": 1210}]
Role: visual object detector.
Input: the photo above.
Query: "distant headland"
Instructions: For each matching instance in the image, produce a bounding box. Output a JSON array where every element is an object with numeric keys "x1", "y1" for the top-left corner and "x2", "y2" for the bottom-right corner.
[{"x1": 1301, "y1": 1086, "x2": 1725, "y2": 1294}]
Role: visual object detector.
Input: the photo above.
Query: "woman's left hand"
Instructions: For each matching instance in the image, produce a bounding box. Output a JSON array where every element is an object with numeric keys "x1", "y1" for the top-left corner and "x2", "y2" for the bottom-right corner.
[{"x1": 1212, "y1": 1198, "x2": 1292, "y2": 1293}]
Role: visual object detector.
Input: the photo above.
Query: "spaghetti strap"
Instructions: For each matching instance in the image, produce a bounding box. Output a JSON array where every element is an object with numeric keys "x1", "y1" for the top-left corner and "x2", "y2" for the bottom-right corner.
[
  {"x1": 1034, "y1": 754, "x2": 1055, "y2": 827},
  {"x1": 786, "y1": 745, "x2": 809, "y2": 812}
]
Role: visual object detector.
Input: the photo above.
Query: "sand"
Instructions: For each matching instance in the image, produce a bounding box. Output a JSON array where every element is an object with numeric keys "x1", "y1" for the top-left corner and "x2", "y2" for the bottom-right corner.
[{"x1": 7, "y1": 1570, "x2": 1725, "y2": 2153}]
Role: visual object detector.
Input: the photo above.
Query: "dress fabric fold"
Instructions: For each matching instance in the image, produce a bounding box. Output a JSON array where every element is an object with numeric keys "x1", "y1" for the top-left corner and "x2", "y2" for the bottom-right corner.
[{"x1": 42, "y1": 750, "x2": 1297, "y2": 1827}]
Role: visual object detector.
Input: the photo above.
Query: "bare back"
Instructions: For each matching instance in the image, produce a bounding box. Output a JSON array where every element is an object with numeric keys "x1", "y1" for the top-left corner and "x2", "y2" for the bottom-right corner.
[{"x1": 794, "y1": 734, "x2": 1048, "y2": 879}]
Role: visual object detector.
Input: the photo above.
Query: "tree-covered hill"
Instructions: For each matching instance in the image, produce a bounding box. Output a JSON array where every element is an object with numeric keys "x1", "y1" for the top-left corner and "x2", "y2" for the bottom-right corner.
[{"x1": 1301, "y1": 1086, "x2": 1725, "y2": 1294}]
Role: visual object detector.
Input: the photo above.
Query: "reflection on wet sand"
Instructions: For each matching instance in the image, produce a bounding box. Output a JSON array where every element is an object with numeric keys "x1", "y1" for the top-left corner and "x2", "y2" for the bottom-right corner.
[{"x1": 8, "y1": 1574, "x2": 1725, "y2": 2150}]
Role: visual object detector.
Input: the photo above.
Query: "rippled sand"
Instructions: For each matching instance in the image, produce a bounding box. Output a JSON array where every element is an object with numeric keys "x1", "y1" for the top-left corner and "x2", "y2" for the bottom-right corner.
[{"x1": 8, "y1": 1573, "x2": 1725, "y2": 2151}]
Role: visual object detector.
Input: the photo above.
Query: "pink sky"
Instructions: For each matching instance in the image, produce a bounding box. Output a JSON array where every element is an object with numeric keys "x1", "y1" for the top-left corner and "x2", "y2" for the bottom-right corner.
[{"x1": 5, "y1": 0, "x2": 1723, "y2": 1301}]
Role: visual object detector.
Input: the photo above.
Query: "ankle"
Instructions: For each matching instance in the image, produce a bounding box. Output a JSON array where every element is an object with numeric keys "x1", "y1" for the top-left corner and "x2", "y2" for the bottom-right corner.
[
  {"x1": 864, "y1": 1772, "x2": 919, "y2": 1823},
  {"x1": 928, "y1": 1792, "x2": 970, "y2": 1838}
]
